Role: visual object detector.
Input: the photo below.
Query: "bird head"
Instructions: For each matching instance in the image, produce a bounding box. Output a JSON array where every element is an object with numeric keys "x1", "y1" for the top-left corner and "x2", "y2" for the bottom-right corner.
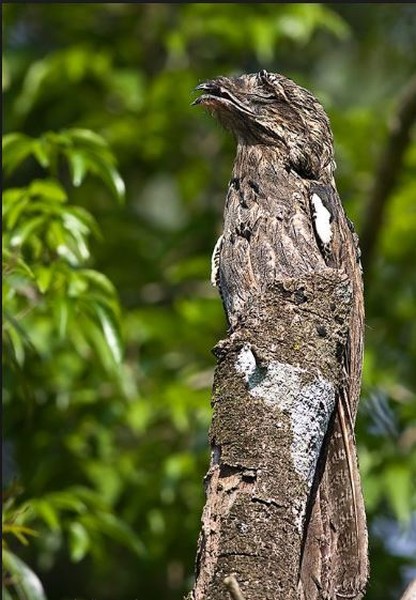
[{"x1": 193, "y1": 70, "x2": 335, "y2": 181}]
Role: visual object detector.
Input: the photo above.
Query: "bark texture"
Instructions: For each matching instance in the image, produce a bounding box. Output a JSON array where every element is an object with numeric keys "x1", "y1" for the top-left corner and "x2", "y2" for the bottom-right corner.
[{"x1": 191, "y1": 71, "x2": 368, "y2": 600}]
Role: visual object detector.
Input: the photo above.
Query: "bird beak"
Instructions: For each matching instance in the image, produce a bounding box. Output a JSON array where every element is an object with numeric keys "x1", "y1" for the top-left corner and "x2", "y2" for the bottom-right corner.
[
  {"x1": 192, "y1": 81, "x2": 218, "y2": 106},
  {"x1": 194, "y1": 82, "x2": 211, "y2": 91}
]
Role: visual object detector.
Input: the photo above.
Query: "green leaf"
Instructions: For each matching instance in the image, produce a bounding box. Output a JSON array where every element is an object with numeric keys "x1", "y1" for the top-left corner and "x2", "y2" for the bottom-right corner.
[
  {"x1": 66, "y1": 128, "x2": 108, "y2": 149},
  {"x1": 4, "y1": 318, "x2": 27, "y2": 367},
  {"x1": 41, "y1": 490, "x2": 87, "y2": 514},
  {"x1": 81, "y1": 269, "x2": 116, "y2": 295},
  {"x1": 47, "y1": 221, "x2": 81, "y2": 266},
  {"x1": 77, "y1": 314, "x2": 119, "y2": 374},
  {"x1": 66, "y1": 206, "x2": 101, "y2": 238},
  {"x1": 9, "y1": 216, "x2": 44, "y2": 248},
  {"x1": 67, "y1": 486, "x2": 107, "y2": 509},
  {"x1": 27, "y1": 500, "x2": 60, "y2": 531},
  {"x1": 3, "y1": 252, "x2": 35, "y2": 281},
  {"x1": 86, "y1": 153, "x2": 126, "y2": 203},
  {"x1": 68, "y1": 271, "x2": 89, "y2": 297},
  {"x1": 61, "y1": 128, "x2": 126, "y2": 201},
  {"x1": 33, "y1": 266, "x2": 53, "y2": 294},
  {"x1": 15, "y1": 59, "x2": 50, "y2": 117},
  {"x1": 2, "y1": 548, "x2": 47, "y2": 600},
  {"x1": 2, "y1": 524, "x2": 38, "y2": 546},
  {"x1": 61, "y1": 211, "x2": 90, "y2": 238},
  {"x1": 68, "y1": 522, "x2": 90, "y2": 562},
  {"x1": 2, "y1": 133, "x2": 34, "y2": 176},
  {"x1": 55, "y1": 298, "x2": 69, "y2": 339},
  {"x1": 2, "y1": 188, "x2": 28, "y2": 225},
  {"x1": 29, "y1": 179, "x2": 67, "y2": 203},
  {"x1": 64, "y1": 149, "x2": 88, "y2": 187},
  {"x1": 62, "y1": 214, "x2": 91, "y2": 261},
  {"x1": 93, "y1": 512, "x2": 145, "y2": 557},
  {"x1": 31, "y1": 139, "x2": 50, "y2": 168},
  {"x1": 94, "y1": 303, "x2": 123, "y2": 365}
]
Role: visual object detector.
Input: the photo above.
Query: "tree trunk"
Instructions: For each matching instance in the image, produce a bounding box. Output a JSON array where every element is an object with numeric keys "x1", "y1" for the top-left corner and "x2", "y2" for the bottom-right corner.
[
  {"x1": 190, "y1": 72, "x2": 368, "y2": 600},
  {"x1": 193, "y1": 275, "x2": 353, "y2": 600}
]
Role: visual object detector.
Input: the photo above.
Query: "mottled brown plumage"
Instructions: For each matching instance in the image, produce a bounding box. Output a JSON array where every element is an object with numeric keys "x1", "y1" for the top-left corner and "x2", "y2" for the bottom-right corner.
[{"x1": 194, "y1": 70, "x2": 368, "y2": 599}]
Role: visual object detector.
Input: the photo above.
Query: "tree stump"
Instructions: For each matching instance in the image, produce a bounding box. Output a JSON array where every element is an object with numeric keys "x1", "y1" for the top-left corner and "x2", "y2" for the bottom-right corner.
[{"x1": 190, "y1": 71, "x2": 368, "y2": 600}]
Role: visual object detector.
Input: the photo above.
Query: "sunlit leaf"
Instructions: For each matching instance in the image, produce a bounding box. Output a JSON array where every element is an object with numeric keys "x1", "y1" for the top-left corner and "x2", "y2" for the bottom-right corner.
[
  {"x1": 29, "y1": 179, "x2": 67, "y2": 203},
  {"x1": 2, "y1": 548, "x2": 47, "y2": 600},
  {"x1": 94, "y1": 303, "x2": 123, "y2": 365},
  {"x1": 33, "y1": 266, "x2": 53, "y2": 294},
  {"x1": 41, "y1": 490, "x2": 87, "y2": 514},
  {"x1": 2, "y1": 524, "x2": 38, "y2": 546},
  {"x1": 64, "y1": 149, "x2": 88, "y2": 187},
  {"x1": 47, "y1": 221, "x2": 81, "y2": 266},
  {"x1": 3, "y1": 252, "x2": 35, "y2": 281},
  {"x1": 67, "y1": 486, "x2": 108, "y2": 509},
  {"x1": 15, "y1": 59, "x2": 50, "y2": 117},
  {"x1": 2, "y1": 133, "x2": 34, "y2": 176},
  {"x1": 67, "y1": 272, "x2": 89, "y2": 296},
  {"x1": 62, "y1": 214, "x2": 91, "y2": 261},
  {"x1": 84, "y1": 153, "x2": 126, "y2": 203},
  {"x1": 29, "y1": 500, "x2": 60, "y2": 531},
  {"x1": 68, "y1": 522, "x2": 90, "y2": 562},
  {"x1": 31, "y1": 139, "x2": 50, "y2": 168},
  {"x1": 55, "y1": 298, "x2": 69, "y2": 339},
  {"x1": 9, "y1": 216, "x2": 44, "y2": 248},
  {"x1": 2, "y1": 188, "x2": 28, "y2": 225},
  {"x1": 81, "y1": 269, "x2": 116, "y2": 295},
  {"x1": 66, "y1": 128, "x2": 109, "y2": 149},
  {"x1": 77, "y1": 315, "x2": 118, "y2": 373},
  {"x1": 66, "y1": 206, "x2": 101, "y2": 238},
  {"x1": 4, "y1": 318, "x2": 27, "y2": 367}
]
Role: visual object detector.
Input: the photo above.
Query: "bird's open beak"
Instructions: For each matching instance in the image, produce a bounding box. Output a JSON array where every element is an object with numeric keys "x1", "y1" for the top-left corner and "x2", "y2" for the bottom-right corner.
[
  {"x1": 192, "y1": 81, "x2": 224, "y2": 107},
  {"x1": 192, "y1": 80, "x2": 251, "y2": 116}
]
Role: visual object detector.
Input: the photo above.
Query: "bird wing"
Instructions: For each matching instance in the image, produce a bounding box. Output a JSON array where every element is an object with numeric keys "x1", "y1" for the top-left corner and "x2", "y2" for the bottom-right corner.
[
  {"x1": 300, "y1": 182, "x2": 368, "y2": 599},
  {"x1": 299, "y1": 394, "x2": 368, "y2": 600}
]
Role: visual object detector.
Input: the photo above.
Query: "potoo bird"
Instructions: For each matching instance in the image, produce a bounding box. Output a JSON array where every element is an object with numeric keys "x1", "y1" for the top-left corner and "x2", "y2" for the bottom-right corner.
[{"x1": 194, "y1": 71, "x2": 368, "y2": 599}]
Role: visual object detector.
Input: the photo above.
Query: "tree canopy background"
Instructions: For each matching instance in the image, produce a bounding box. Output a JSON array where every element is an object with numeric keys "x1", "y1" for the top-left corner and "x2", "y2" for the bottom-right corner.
[{"x1": 2, "y1": 4, "x2": 416, "y2": 600}]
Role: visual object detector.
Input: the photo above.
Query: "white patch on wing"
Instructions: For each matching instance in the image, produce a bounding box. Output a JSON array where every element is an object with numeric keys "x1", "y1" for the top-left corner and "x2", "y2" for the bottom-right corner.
[
  {"x1": 311, "y1": 193, "x2": 332, "y2": 245},
  {"x1": 210, "y1": 235, "x2": 223, "y2": 287}
]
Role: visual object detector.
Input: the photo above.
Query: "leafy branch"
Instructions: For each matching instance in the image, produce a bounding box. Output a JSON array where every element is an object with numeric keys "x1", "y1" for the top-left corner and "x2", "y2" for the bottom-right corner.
[{"x1": 2, "y1": 128, "x2": 133, "y2": 600}]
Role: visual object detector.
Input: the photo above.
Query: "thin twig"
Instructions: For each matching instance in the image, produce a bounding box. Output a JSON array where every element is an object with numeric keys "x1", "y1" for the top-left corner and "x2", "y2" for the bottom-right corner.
[
  {"x1": 360, "y1": 74, "x2": 416, "y2": 281},
  {"x1": 224, "y1": 574, "x2": 246, "y2": 600}
]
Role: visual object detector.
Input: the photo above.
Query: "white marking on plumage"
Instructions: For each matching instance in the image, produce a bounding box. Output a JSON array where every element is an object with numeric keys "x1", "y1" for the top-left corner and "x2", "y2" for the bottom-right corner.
[
  {"x1": 210, "y1": 234, "x2": 223, "y2": 287},
  {"x1": 311, "y1": 193, "x2": 332, "y2": 245}
]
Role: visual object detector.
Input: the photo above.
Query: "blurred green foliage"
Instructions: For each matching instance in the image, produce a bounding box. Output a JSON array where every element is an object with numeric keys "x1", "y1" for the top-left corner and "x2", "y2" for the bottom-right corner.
[{"x1": 2, "y1": 4, "x2": 416, "y2": 600}]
